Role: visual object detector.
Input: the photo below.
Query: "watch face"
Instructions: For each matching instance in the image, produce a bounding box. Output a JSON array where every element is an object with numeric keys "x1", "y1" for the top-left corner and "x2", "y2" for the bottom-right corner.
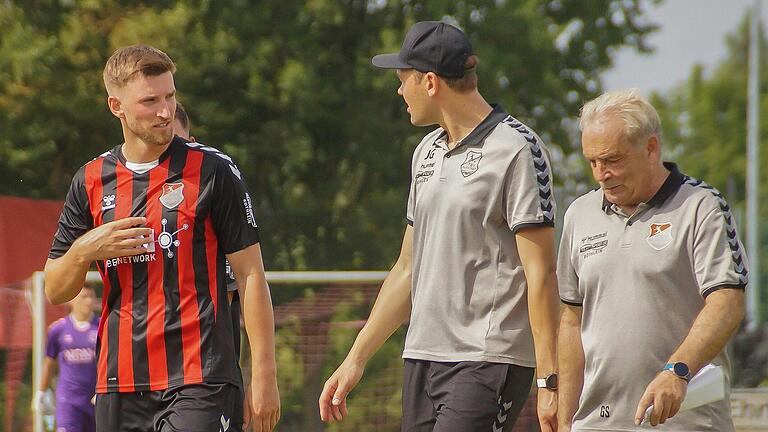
[
  {"x1": 673, "y1": 362, "x2": 689, "y2": 377},
  {"x1": 546, "y1": 374, "x2": 558, "y2": 389}
]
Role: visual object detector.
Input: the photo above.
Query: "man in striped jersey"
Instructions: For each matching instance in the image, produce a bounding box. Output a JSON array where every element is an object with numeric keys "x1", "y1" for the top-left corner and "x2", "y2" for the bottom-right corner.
[
  {"x1": 319, "y1": 21, "x2": 559, "y2": 432},
  {"x1": 44, "y1": 45, "x2": 279, "y2": 432},
  {"x1": 557, "y1": 89, "x2": 746, "y2": 431}
]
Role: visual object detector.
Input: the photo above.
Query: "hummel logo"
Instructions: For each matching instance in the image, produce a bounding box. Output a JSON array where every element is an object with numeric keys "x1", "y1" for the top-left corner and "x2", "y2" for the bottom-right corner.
[
  {"x1": 102, "y1": 194, "x2": 116, "y2": 211},
  {"x1": 219, "y1": 415, "x2": 230, "y2": 432}
]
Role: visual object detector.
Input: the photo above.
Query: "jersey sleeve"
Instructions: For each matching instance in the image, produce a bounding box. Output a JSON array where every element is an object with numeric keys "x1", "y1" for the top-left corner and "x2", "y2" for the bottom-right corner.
[
  {"x1": 210, "y1": 161, "x2": 261, "y2": 255},
  {"x1": 693, "y1": 197, "x2": 749, "y2": 297},
  {"x1": 504, "y1": 139, "x2": 556, "y2": 232},
  {"x1": 45, "y1": 322, "x2": 62, "y2": 359},
  {"x1": 49, "y1": 167, "x2": 93, "y2": 259},
  {"x1": 557, "y1": 209, "x2": 583, "y2": 306}
]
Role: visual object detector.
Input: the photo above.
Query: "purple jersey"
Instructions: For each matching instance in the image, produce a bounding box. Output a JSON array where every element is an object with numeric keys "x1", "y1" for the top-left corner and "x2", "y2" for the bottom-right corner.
[{"x1": 46, "y1": 315, "x2": 99, "y2": 407}]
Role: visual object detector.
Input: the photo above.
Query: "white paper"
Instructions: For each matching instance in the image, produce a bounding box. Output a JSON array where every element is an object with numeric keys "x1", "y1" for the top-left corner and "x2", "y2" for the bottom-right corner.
[{"x1": 641, "y1": 364, "x2": 725, "y2": 424}]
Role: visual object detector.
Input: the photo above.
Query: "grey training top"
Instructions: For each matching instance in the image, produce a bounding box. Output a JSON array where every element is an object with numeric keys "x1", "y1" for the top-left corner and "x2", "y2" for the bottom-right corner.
[
  {"x1": 404, "y1": 105, "x2": 556, "y2": 367},
  {"x1": 558, "y1": 163, "x2": 747, "y2": 431}
]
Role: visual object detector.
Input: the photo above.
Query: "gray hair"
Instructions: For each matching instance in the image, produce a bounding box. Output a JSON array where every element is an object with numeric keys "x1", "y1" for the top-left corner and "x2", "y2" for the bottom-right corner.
[{"x1": 579, "y1": 88, "x2": 661, "y2": 145}]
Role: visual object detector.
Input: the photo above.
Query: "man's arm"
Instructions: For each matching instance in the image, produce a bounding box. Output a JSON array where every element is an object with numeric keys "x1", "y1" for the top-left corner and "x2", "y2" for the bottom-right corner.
[
  {"x1": 227, "y1": 243, "x2": 280, "y2": 432},
  {"x1": 634, "y1": 289, "x2": 745, "y2": 426},
  {"x1": 558, "y1": 304, "x2": 584, "y2": 431},
  {"x1": 319, "y1": 224, "x2": 413, "y2": 423},
  {"x1": 516, "y1": 226, "x2": 559, "y2": 432},
  {"x1": 45, "y1": 217, "x2": 151, "y2": 304}
]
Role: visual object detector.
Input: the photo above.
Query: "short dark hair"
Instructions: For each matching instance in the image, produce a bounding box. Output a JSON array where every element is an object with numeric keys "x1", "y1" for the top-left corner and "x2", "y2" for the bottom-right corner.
[
  {"x1": 414, "y1": 55, "x2": 479, "y2": 93},
  {"x1": 175, "y1": 102, "x2": 190, "y2": 131}
]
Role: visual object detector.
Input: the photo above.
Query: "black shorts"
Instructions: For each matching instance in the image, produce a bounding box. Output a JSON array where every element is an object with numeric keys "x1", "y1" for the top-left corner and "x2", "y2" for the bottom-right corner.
[
  {"x1": 402, "y1": 359, "x2": 534, "y2": 432},
  {"x1": 95, "y1": 383, "x2": 239, "y2": 432}
]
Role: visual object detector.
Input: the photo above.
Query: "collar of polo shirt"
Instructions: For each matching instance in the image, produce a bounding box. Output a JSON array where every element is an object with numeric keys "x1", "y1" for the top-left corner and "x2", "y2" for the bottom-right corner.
[
  {"x1": 436, "y1": 104, "x2": 510, "y2": 151},
  {"x1": 601, "y1": 162, "x2": 686, "y2": 213}
]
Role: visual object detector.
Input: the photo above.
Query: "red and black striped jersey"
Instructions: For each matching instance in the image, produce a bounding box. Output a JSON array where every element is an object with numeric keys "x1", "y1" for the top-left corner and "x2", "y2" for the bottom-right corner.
[{"x1": 49, "y1": 136, "x2": 260, "y2": 393}]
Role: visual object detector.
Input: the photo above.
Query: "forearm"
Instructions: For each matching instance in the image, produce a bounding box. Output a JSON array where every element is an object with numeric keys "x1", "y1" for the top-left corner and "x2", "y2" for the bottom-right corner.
[
  {"x1": 44, "y1": 251, "x2": 90, "y2": 304},
  {"x1": 39, "y1": 359, "x2": 56, "y2": 391},
  {"x1": 558, "y1": 307, "x2": 584, "y2": 426},
  {"x1": 347, "y1": 263, "x2": 411, "y2": 365},
  {"x1": 241, "y1": 275, "x2": 277, "y2": 379},
  {"x1": 668, "y1": 290, "x2": 744, "y2": 374},
  {"x1": 527, "y1": 269, "x2": 559, "y2": 372}
]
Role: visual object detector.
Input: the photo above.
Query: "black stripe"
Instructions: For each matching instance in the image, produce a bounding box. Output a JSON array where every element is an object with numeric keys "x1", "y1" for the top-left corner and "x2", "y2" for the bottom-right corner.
[
  {"x1": 163, "y1": 146, "x2": 186, "y2": 383},
  {"x1": 702, "y1": 283, "x2": 747, "y2": 298},
  {"x1": 130, "y1": 171, "x2": 150, "y2": 387},
  {"x1": 193, "y1": 154, "x2": 217, "y2": 375},
  {"x1": 560, "y1": 298, "x2": 583, "y2": 307},
  {"x1": 100, "y1": 157, "x2": 121, "y2": 390},
  {"x1": 512, "y1": 221, "x2": 554, "y2": 233}
]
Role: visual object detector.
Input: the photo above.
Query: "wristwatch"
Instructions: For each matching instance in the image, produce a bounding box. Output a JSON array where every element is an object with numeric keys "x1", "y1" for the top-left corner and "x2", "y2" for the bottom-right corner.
[
  {"x1": 663, "y1": 362, "x2": 692, "y2": 382},
  {"x1": 536, "y1": 373, "x2": 558, "y2": 390}
]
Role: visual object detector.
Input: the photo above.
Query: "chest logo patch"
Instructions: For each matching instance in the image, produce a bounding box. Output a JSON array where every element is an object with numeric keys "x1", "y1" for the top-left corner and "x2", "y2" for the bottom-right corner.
[
  {"x1": 102, "y1": 194, "x2": 116, "y2": 211},
  {"x1": 579, "y1": 231, "x2": 608, "y2": 259},
  {"x1": 647, "y1": 222, "x2": 673, "y2": 250},
  {"x1": 160, "y1": 182, "x2": 185, "y2": 209},
  {"x1": 460, "y1": 150, "x2": 482, "y2": 177}
]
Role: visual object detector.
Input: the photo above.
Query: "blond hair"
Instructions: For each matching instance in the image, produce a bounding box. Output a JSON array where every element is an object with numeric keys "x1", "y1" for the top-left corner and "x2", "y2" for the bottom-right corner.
[
  {"x1": 103, "y1": 45, "x2": 176, "y2": 95},
  {"x1": 579, "y1": 88, "x2": 660, "y2": 145}
]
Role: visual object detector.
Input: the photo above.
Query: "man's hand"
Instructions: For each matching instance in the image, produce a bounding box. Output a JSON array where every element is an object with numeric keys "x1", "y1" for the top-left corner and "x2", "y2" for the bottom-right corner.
[
  {"x1": 634, "y1": 371, "x2": 687, "y2": 426},
  {"x1": 71, "y1": 216, "x2": 152, "y2": 262},
  {"x1": 250, "y1": 373, "x2": 280, "y2": 432},
  {"x1": 318, "y1": 358, "x2": 365, "y2": 422},
  {"x1": 537, "y1": 388, "x2": 557, "y2": 432},
  {"x1": 242, "y1": 382, "x2": 253, "y2": 430}
]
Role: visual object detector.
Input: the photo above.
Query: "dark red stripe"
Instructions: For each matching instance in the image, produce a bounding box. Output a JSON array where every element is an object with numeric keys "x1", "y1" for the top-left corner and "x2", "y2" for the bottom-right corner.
[
  {"x1": 114, "y1": 163, "x2": 135, "y2": 392},
  {"x1": 204, "y1": 218, "x2": 219, "y2": 320},
  {"x1": 85, "y1": 159, "x2": 110, "y2": 393},
  {"x1": 146, "y1": 162, "x2": 169, "y2": 390},
  {"x1": 177, "y1": 151, "x2": 203, "y2": 383}
]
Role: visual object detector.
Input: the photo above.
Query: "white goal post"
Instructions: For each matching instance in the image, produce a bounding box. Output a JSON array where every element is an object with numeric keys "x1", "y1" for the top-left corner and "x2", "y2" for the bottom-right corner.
[{"x1": 30, "y1": 270, "x2": 388, "y2": 432}]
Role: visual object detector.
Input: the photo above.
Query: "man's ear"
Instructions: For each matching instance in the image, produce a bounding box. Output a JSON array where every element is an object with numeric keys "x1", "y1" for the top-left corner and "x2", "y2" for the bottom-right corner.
[
  {"x1": 425, "y1": 72, "x2": 440, "y2": 97},
  {"x1": 646, "y1": 134, "x2": 661, "y2": 163},
  {"x1": 107, "y1": 95, "x2": 124, "y2": 119}
]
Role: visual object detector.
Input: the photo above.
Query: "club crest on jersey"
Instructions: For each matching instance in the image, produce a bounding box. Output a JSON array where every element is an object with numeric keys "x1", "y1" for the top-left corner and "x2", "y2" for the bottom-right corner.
[
  {"x1": 159, "y1": 182, "x2": 185, "y2": 209},
  {"x1": 460, "y1": 150, "x2": 482, "y2": 177},
  {"x1": 647, "y1": 222, "x2": 673, "y2": 250}
]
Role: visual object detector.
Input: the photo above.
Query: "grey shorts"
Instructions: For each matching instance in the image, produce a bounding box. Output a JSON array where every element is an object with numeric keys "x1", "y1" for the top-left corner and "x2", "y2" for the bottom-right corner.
[{"x1": 402, "y1": 359, "x2": 534, "y2": 432}]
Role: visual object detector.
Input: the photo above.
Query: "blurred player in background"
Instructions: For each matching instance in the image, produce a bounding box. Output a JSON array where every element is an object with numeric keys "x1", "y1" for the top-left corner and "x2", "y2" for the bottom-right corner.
[
  {"x1": 172, "y1": 102, "x2": 251, "y2": 432},
  {"x1": 34, "y1": 285, "x2": 99, "y2": 432}
]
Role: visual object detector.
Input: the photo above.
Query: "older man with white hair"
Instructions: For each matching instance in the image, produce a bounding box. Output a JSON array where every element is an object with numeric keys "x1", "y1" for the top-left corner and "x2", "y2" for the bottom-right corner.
[{"x1": 557, "y1": 89, "x2": 746, "y2": 431}]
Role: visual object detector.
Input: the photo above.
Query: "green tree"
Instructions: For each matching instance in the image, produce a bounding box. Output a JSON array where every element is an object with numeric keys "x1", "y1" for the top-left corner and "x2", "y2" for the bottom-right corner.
[
  {"x1": 0, "y1": 0, "x2": 658, "y2": 270},
  {"x1": 651, "y1": 14, "x2": 768, "y2": 386}
]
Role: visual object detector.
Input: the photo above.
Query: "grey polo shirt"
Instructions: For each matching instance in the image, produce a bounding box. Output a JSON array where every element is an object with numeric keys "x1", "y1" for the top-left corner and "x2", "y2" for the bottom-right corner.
[
  {"x1": 403, "y1": 105, "x2": 556, "y2": 367},
  {"x1": 558, "y1": 163, "x2": 747, "y2": 431}
]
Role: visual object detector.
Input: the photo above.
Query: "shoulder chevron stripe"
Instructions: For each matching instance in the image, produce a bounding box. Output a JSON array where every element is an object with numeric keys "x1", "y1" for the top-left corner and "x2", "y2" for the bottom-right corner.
[
  {"x1": 502, "y1": 115, "x2": 555, "y2": 224},
  {"x1": 685, "y1": 177, "x2": 748, "y2": 284},
  {"x1": 185, "y1": 142, "x2": 242, "y2": 179}
]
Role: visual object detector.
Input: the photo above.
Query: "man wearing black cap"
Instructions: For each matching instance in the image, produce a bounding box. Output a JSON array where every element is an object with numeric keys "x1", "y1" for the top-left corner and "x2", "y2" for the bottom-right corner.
[{"x1": 319, "y1": 21, "x2": 559, "y2": 432}]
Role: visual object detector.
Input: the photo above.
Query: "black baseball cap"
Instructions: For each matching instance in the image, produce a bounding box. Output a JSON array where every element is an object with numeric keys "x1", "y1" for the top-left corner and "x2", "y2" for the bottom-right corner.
[{"x1": 372, "y1": 21, "x2": 473, "y2": 79}]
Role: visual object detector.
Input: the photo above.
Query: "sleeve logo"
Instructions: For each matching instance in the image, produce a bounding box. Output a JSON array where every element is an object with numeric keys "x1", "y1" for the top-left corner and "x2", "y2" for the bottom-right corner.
[
  {"x1": 646, "y1": 222, "x2": 673, "y2": 250},
  {"x1": 159, "y1": 182, "x2": 185, "y2": 209}
]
